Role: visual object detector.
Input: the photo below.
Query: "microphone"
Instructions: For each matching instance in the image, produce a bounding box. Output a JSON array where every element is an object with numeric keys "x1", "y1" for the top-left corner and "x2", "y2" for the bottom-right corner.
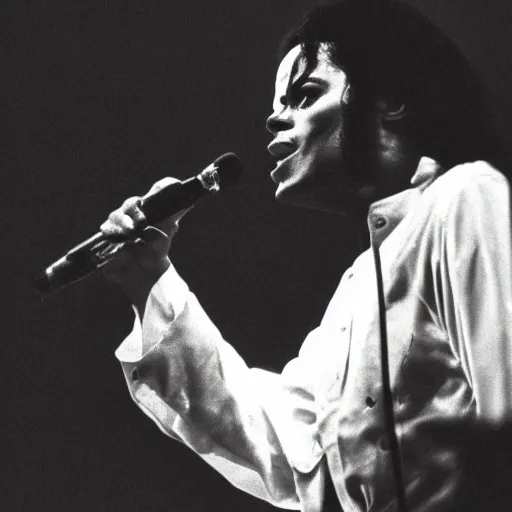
[{"x1": 34, "y1": 152, "x2": 244, "y2": 295}]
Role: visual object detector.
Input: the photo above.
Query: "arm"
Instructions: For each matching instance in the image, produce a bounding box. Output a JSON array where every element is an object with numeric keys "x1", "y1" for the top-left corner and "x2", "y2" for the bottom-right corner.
[
  {"x1": 115, "y1": 265, "x2": 325, "y2": 508},
  {"x1": 438, "y1": 163, "x2": 512, "y2": 424},
  {"x1": 101, "y1": 181, "x2": 324, "y2": 508}
]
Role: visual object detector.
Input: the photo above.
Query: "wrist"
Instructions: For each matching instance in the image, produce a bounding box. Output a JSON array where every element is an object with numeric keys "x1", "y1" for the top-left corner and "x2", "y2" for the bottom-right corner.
[{"x1": 118, "y1": 257, "x2": 171, "y2": 313}]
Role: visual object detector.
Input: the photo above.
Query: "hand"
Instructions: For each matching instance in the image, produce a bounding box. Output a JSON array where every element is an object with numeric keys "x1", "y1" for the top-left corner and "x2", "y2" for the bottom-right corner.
[{"x1": 99, "y1": 177, "x2": 191, "y2": 309}]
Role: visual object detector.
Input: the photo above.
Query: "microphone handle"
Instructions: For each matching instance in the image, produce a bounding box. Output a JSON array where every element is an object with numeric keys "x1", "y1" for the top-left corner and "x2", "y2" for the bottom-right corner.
[
  {"x1": 36, "y1": 234, "x2": 145, "y2": 294},
  {"x1": 34, "y1": 151, "x2": 244, "y2": 295},
  {"x1": 36, "y1": 177, "x2": 207, "y2": 294},
  {"x1": 65, "y1": 176, "x2": 202, "y2": 259}
]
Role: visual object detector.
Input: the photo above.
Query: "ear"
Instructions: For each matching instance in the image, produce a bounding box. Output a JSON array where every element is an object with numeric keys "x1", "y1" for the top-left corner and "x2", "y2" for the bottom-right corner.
[{"x1": 382, "y1": 100, "x2": 407, "y2": 121}]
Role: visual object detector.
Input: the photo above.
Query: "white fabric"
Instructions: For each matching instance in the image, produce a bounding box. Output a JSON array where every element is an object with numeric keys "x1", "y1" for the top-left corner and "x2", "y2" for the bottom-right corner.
[{"x1": 115, "y1": 159, "x2": 512, "y2": 512}]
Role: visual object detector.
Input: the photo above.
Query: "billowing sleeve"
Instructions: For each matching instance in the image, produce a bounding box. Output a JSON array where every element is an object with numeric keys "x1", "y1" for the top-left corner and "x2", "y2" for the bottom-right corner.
[
  {"x1": 437, "y1": 163, "x2": 512, "y2": 424},
  {"x1": 115, "y1": 264, "x2": 325, "y2": 509}
]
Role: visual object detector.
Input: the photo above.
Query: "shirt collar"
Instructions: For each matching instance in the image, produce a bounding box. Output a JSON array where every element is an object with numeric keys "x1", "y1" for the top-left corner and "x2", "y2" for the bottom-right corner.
[{"x1": 367, "y1": 156, "x2": 444, "y2": 247}]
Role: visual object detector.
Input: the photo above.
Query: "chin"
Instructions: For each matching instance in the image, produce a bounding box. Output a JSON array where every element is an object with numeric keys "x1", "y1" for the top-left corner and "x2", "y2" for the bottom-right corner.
[{"x1": 274, "y1": 178, "x2": 309, "y2": 205}]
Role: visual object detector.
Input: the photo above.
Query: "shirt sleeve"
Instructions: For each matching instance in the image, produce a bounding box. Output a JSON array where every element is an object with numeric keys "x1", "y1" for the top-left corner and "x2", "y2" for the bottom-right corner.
[
  {"x1": 115, "y1": 264, "x2": 325, "y2": 509},
  {"x1": 437, "y1": 163, "x2": 512, "y2": 424}
]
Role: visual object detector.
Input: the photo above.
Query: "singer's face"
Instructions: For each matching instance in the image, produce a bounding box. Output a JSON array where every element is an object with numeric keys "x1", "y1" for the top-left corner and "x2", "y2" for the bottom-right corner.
[
  {"x1": 266, "y1": 45, "x2": 368, "y2": 214},
  {"x1": 266, "y1": 45, "x2": 350, "y2": 211}
]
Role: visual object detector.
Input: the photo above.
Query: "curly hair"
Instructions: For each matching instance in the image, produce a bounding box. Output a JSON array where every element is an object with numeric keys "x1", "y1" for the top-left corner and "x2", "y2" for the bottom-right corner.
[{"x1": 279, "y1": 0, "x2": 502, "y2": 169}]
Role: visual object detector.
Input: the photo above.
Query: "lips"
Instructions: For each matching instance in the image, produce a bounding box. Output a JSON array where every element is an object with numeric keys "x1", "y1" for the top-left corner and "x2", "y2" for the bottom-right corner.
[
  {"x1": 267, "y1": 140, "x2": 299, "y2": 183},
  {"x1": 267, "y1": 140, "x2": 298, "y2": 160}
]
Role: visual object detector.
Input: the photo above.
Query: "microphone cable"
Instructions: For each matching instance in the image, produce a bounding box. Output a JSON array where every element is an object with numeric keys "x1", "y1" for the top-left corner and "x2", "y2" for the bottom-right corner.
[{"x1": 372, "y1": 244, "x2": 409, "y2": 512}]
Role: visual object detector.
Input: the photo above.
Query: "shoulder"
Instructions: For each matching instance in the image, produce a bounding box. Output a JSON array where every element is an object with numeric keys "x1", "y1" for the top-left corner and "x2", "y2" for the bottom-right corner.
[
  {"x1": 423, "y1": 160, "x2": 509, "y2": 222},
  {"x1": 438, "y1": 160, "x2": 507, "y2": 186},
  {"x1": 432, "y1": 160, "x2": 507, "y2": 196}
]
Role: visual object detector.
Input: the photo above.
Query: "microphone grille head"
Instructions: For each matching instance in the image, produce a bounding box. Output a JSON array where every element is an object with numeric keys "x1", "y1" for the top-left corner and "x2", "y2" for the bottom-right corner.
[{"x1": 214, "y1": 152, "x2": 244, "y2": 187}]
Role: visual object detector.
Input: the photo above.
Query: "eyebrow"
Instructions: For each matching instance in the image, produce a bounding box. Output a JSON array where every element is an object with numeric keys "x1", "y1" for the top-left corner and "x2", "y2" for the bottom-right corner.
[{"x1": 287, "y1": 65, "x2": 328, "y2": 95}]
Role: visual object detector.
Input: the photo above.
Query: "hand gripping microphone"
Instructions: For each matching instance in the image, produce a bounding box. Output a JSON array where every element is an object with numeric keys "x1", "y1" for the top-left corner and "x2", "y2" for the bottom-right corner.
[{"x1": 34, "y1": 152, "x2": 244, "y2": 295}]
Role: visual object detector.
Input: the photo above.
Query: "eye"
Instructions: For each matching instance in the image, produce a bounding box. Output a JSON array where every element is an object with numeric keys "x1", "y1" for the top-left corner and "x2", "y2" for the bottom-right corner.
[{"x1": 289, "y1": 83, "x2": 322, "y2": 109}]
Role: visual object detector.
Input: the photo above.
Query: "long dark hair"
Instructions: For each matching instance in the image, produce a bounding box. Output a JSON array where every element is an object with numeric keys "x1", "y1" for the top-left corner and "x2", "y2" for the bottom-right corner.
[{"x1": 279, "y1": 0, "x2": 504, "y2": 171}]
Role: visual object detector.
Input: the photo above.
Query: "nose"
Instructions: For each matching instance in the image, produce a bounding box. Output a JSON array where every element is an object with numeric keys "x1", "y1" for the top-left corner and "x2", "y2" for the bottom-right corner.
[{"x1": 266, "y1": 107, "x2": 293, "y2": 136}]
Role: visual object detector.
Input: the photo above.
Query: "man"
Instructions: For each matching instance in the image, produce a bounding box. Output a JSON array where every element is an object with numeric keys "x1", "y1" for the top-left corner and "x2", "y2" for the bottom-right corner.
[{"x1": 101, "y1": 1, "x2": 512, "y2": 510}]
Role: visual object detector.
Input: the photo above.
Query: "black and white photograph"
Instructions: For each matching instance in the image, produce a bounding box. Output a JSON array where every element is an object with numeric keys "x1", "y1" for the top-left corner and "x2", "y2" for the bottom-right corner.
[{"x1": 4, "y1": 1, "x2": 512, "y2": 511}]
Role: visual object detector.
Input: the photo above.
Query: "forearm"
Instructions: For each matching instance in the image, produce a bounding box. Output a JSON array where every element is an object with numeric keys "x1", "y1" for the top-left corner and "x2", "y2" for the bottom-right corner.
[
  {"x1": 124, "y1": 287, "x2": 270, "y2": 462},
  {"x1": 115, "y1": 268, "x2": 304, "y2": 506},
  {"x1": 117, "y1": 256, "x2": 171, "y2": 318}
]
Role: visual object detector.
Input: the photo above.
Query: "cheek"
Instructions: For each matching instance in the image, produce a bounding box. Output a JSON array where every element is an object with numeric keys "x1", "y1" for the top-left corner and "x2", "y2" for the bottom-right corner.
[{"x1": 301, "y1": 103, "x2": 344, "y2": 151}]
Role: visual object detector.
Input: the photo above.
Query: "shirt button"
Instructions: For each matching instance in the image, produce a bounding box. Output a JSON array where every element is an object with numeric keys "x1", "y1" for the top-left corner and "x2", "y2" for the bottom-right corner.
[
  {"x1": 131, "y1": 368, "x2": 139, "y2": 381},
  {"x1": 341, "y1": 327, "x2": 346, "y2": 332},
  {"x1": 374, "y1": 216, "x2": 387, "y2": 229},
  {"x1": 366, "y1": 396, "x2": 376, "y2": 408},
  {"x1": 348, "y1": 273, "x2": 354, "y2": 279}
]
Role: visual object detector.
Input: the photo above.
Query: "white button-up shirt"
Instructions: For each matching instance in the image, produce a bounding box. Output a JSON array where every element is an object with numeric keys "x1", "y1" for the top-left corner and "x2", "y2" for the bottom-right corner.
[{"x1": 115, "y1": 158, "x2": 512, "y2": 512}]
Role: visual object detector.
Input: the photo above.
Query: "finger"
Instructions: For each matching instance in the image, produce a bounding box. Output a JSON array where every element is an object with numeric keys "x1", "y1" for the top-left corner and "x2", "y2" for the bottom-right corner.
[
  {"x1": 123, "y1": 197, "x2": 148, "y2": 230},
  {"x1": 140, "y1": 226, "x2": 170, "y2": 243},
  {"x1": 100, "y1": 210, "x2": 138, "y2": 240},
  {"x1": 137, "y1": 227, "x2": 173, "y2": 258},
  {"x1": 100, "y1": 219, "x2": 130, "y2": 239}
]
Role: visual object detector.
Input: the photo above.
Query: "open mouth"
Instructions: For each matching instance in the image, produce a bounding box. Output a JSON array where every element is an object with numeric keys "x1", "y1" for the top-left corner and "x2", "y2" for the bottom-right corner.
[
  {"x1": 267, "y1": 140, "x2": 298, "y2": 160},
  {"x1": 269, "y1": 150, "x2": 299, "y2": 183},
  {"x1": 267, "y1": 140, "x2": 299, "y2": 179},
  {"x1": 275, "y1": 150, "x2": 297, "y2": 167}
]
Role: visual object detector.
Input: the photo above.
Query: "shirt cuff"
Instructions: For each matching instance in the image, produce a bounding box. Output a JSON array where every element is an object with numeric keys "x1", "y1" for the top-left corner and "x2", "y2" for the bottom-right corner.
[{"x1": 115, "y1": 263, "x2": 189, "y2": 363}]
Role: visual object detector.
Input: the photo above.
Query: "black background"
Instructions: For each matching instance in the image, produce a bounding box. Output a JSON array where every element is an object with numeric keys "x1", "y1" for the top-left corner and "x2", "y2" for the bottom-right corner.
[{"x1": 3, "y1": 1, "x2": 512, "y2": 511}]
